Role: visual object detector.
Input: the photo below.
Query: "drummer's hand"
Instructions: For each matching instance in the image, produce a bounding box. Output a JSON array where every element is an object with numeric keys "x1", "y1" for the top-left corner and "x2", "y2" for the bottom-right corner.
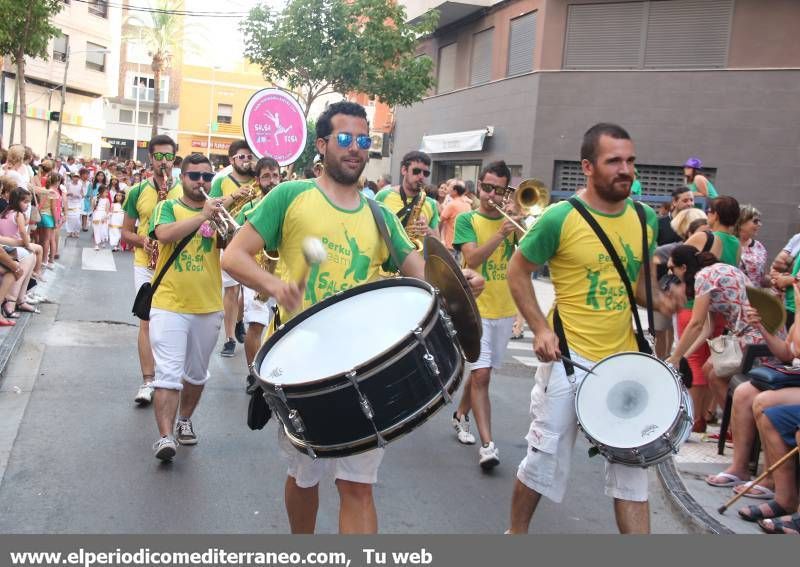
[
  {"x1": 533, "y1": 327, "x2": 560, "y2": 362},
  {"x1": 274, "y1": 281, "x2": 304, "y2": 312},
  {"x1": 462, "y1": 268, "x2": 484, "y2": 297}
]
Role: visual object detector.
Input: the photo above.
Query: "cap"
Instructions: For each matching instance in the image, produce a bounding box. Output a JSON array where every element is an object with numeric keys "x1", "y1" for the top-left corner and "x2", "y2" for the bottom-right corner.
[{"x1": 684, "y1": 157, "x2": 702, "y2": 169}]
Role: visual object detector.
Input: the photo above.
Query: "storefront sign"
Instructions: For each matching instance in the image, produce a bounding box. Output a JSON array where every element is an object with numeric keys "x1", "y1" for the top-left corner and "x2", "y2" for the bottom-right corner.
[
  {"x1": 243, "y1": 88, "x2": 307, "y2": 166},
  {"x1": 192, "y1": 140, "x2": 230, "y2": 151},
  {"x1": 420, "y1": 129, "x2": 489, "y2": 154}
]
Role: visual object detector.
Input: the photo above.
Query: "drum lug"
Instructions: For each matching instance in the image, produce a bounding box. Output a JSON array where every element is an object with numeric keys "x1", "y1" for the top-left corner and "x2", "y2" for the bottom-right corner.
[
  {"x1": 273, "y1": 384, "x2": 289, "y2": 406},
  {"x1": 413, "y1": 328, "x2": 451, "y2": 404},
  {"x1": 439, "y1": 309, "x2": 457, "y2": 338},
  {"x1": 288, "y1": 409, "x2": 306, "y2": 434},
  {"x1": 345, "y1": 371, "x2": 387, "y2": 449},
  {"x1": 632, "y1": 447, "x2": 646, "y2": 466}
]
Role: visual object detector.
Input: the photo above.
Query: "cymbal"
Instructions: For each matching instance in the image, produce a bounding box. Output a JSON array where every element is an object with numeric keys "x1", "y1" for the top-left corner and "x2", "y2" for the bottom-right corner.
[
  {"x1": 746, "y1": 286, "x2": 786, "y2": 335},
  {"x1": 423, "y1": 236, "x2": 482, "y2": 362}
]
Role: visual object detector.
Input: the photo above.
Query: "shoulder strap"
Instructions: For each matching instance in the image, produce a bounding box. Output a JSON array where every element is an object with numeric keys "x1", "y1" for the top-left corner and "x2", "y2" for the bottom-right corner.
[
  {"x1": 149, "y1": 232, "x2": 195, "y2": 293},
  {"x1": 702, "y1": 230, "x2": 715, "y2": 253},
  {"x1": 553, "y1": 307, "x2": 574, "y2": 376},
  {"x1": 634, "y1": 202, "x2": 654, "y2": 338},
  {"x1": 568, "y1": 198, "x2": 650, "y2": 351},
  {"x1": 367, "y1": 198, "x2": 402, "y2": 273}
]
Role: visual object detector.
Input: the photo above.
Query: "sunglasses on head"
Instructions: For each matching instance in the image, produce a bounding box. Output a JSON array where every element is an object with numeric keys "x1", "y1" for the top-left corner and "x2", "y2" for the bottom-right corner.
[
  {"x1": 410, "y1": 167, "x2": 431, "y2": 178},
  {"x1": 185, "y1": 171, "x2": 215, "y2": 182},
  {"x1": 479, "y1": 182, "x2": 510, "y2": 196},
  {"x1": 325, "y1": 132, "x2": 372, "y2": 150},
  {"x1": 152, "y1": 152, "x2": 175, "y2": 161}
]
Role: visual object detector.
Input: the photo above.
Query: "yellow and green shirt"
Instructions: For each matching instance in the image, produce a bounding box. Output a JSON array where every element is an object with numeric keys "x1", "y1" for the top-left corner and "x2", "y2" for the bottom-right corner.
[
  {"x1": 122, "y1": 179, "x2": 183, "y2": 267},
  {"x1": 245, "y1": 180, "x2": 415, "y2": 321},
  {"x1": 453, "y1": 211, "x2": 517, "y2": 319},
  {"x1": 211, "y1": 173, "x2": 253, "y2": 199},
  {"x1": 375, "y1": 187, "x2": 440, "y2": 230},
  {"x1": 518, "y1": 198, "x2": 658, "y2": 361},
  {"x1": 148, "y1": 199, "x2": 222, "y2": 314}
]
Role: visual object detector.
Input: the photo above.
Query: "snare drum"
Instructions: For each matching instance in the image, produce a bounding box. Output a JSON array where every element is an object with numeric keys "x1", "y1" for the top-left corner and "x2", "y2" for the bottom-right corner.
[
  {"x1": 253, "y1": 278, "x2": 463, "y2": 458},
  {"x1": 575, "y1": 352, "x2": 692, "y2": 467}
]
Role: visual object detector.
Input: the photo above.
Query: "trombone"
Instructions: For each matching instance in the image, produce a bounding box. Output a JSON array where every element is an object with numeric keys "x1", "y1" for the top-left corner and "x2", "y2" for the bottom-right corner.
[{"x1": 489, "y1": 178, "x2": 550, "y2": 233}]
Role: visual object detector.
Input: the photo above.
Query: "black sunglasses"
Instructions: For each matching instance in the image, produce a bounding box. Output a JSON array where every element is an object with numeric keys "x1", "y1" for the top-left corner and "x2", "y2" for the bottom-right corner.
[
  {"x1": 185, "y1": 171, "x2": 214, "y2": 182},
  {"x1": 411, "y1": 167, "x2": 431, "y2": 178},
  {"x1": 480, "y1": 182, "x2": 511, "y2": 196}
]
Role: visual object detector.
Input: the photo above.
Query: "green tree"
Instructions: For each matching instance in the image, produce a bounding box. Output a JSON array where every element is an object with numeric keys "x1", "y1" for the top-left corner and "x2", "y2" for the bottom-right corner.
[
  {"x1": 0, "y1": 0, "x2": 63, "y2": 146},
  {"x1": 241, "y1": 0, "x2": 438, "y2": 118},
  {"x1": 292, "y1": 120, "x2": 317, "y2": 172}
]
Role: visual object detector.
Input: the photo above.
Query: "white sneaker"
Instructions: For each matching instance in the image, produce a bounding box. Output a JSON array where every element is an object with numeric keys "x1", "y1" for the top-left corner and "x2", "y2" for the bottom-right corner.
[
  {"x1": 452, "y1": 413, "x2": 476, "y2": 444},
  {"x1": 479, "y1": 441, "x2": 500, "y2": 470},
  {"x1": 153, "y1": 436, "x2": 176, "y2": 461},
  {"x1": 134, "y1": 382, "x2": 154, "y2": 405}
]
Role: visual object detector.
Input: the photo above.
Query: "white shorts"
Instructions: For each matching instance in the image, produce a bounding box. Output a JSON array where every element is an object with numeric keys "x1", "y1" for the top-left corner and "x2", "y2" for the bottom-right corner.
[
  {"x1": 280, "y1": 430, "x2": 384, "y2": 488},
  {"x1": 220, "y1": 250, "x2": 239, "y2": 288},
  {"x1": 149, "y1": 308, "x2": 224, "y2": 391},
  {"x1": 516, "y1": 350, "x2": 649, "y2": 504},
  {"x1": 471, "y1": 316, "x2": 515, "y2": 370},
  {"x1": 243, "y1": 286, "x2": 275, "y2": 327},
  {"x1": 134, "y1": 265, "x2": 154, "y2": 292}
]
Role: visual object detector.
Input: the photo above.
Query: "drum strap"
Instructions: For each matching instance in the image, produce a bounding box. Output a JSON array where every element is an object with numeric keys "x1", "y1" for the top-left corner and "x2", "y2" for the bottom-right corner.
[
  {"x1": 367, "y1": 198, "x2": 403, "y2": 272},
  {"x1": 568, "y1": 198, "x2": 654, "y2": 355},
  {"x1": 553, "y1": 307, "x2": 575, "y2": 376}
]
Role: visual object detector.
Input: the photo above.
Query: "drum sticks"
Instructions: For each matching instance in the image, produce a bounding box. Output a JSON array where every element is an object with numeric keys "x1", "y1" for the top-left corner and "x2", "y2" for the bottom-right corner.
[
  {"x1": 559, "y1": 355, "x2": 596, "y2": 375},
  {"x1": 299, "y1": 237, "x2": 327, "y2": 286},
  {"x1": 717, "y1": 446, "x2": 800, "y2": 514}
]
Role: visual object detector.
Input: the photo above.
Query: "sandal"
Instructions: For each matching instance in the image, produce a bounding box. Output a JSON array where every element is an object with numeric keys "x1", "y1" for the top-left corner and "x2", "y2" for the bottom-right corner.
[
  {"x1": 758, "y1": 513, "x2": 800, "y2": 535},
  {"x1": 0, "y1": 318, "x2": 16, "y2": 327},
  {"x1": 733, "y1": 482, "x2": 775, "y2": 500},
  {"x1": 15, "y1": 302, "x2": 40, "y2": 314},
  {"x1": 705, "y1": 471, "x2": 745, "y2": 487},
  {"x1": 738, "y1": 500, "x2": 791, "y2": 522},
  {"x1": 1, "y1": 300, "x2": 19, "y2": 319},
  {"x1": 510, "y1": 333, "x2": 524, "y2": 340}
]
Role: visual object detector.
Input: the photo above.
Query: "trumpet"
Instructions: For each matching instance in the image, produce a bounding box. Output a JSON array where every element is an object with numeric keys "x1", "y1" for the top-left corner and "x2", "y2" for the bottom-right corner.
[
  {"x1": 489, "y1": 178, "x2": 550, "y2": 233},
  {"x1": 198, "y1": 187, "x2": 241, "y2": 247}
]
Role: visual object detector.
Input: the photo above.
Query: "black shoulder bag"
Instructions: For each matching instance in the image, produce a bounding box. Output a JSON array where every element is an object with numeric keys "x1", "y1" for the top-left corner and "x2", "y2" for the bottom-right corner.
[
  {"x1": 131, "y1": 232, "x2": 195, "y2": 321},
  {"x1": 568, "y1": 198, "x2": 654, "y2": 356}
]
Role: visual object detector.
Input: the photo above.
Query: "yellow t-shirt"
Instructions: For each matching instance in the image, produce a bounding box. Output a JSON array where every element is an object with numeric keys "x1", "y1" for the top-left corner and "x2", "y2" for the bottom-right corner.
[
  {"x1": 518, "y1": 198, "x2": 658, "y2": 361},
  {"x1": 148, "y1": 199, "x2": 222, "y2": 314},
  {"x1": 122, "y1": 179, "x2": 183, "y2": 267},
  {"x1": 453, "y1": 211, "x2": 517, "y2": 319},
  {"x1": 245, "y1": 180, "x2": 415, "y2": 322},
  {"x1": 211, "y1": 173, "x2": 253, "y2": 198},
  {"x1": 374, "y1": 187, "x2": 440, "y2": 230}
]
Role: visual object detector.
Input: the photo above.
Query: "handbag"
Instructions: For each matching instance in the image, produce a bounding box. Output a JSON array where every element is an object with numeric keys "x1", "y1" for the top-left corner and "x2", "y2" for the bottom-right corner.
[
  {"x1": 748, "y1": 362, "x2": 800, "y2": 390},
  {"x1": 132, "y1": 231, "x2": 195, "y2": 321},
  {"x1": 707, "y1": 333, "x2": 743, "y2": 377},
  {"x1": 29, "y1": 189, "x2": 42, "y2": 224},
  {"x1": 246, "y1": 381, "x2": 272, "y2": 430}
]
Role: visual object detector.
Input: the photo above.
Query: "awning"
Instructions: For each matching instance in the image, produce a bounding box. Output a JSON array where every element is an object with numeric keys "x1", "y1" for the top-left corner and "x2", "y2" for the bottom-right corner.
[{"x1": 420, "y1": 129, "x2": 489, "y2": 154}]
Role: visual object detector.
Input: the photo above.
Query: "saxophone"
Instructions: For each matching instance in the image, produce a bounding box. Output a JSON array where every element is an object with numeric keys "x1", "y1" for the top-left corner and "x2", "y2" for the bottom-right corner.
[
  {"x1": 227, "y1": 180, "x2": 261, "y2": 221},
  {"x1": 404, "y1": 184, "x2": 427, "y2": 249},
  {"x1": 147, "y1": 165, "x2": 171, "y2": 270}
]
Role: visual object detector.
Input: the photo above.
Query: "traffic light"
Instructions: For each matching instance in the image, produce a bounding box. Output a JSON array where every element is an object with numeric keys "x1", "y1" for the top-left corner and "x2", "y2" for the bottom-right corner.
[{"x1": 49, "y1": 111, "x2": 60, "y2": 121}]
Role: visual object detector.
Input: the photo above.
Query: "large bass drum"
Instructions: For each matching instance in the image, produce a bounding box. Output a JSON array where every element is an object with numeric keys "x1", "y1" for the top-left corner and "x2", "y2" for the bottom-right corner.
[
  {"x1": 253, "y1": 278, "x2": 463, "y2": 458},
  {"x1": 575, "y1": 352, "x2": 693, "y2": 467}
]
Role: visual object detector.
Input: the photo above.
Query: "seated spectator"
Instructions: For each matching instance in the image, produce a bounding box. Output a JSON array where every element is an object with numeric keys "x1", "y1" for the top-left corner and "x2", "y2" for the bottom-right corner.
[{"x1": 0, "y1": 188, "x2": 44, "y2": 278}]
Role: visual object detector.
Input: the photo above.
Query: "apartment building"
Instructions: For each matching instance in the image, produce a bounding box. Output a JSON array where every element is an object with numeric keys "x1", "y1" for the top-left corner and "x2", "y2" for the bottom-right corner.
[
  {"x1": 1, "y1": 0, "x2": 122, "y2": 158},
  {"x1": 347, "y1": 93, "x2": 393, "y2": 182},
  {"x1": 395, "y1": 0, "x2": 800, "y2": 254}
]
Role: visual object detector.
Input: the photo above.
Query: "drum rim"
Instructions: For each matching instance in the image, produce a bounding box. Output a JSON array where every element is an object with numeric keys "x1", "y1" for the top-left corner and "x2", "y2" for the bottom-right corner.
[{"x1": 254, "y1": 277, "x2": 438, "y2": 388}]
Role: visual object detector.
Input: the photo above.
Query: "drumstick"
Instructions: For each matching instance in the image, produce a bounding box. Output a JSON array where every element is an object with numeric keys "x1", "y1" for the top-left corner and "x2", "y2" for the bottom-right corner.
[
  {"x1": 298, "y1": 237, "x2": 327, "y2": 286},
  {"x1": 559, "y1": 355, "x2": 596, "y2": 375},
  {"x1": 717, "y1": 446, "x2": 800, "y2": 514}
]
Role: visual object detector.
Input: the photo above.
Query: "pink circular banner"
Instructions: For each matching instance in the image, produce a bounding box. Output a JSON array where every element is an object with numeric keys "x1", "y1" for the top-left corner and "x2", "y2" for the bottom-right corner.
[{"x1": 243, "y1": 88, "x2": 307, "y2": 166}]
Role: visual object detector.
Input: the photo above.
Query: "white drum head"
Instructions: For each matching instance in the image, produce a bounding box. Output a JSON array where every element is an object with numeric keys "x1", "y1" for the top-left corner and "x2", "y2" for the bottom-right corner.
[
  {"x1": 576, "y1": 353, "x2": 681, "y2": 449},
  {"x1": 259, "y1": 285, "x2": 434, "y2": 384}
]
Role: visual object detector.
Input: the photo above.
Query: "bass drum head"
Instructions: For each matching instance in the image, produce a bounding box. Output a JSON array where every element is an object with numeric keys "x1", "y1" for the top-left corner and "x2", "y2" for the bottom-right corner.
[
  {"x1": 576, "y1": 352, "x2": 681, "y2": 449},
  {"x1": 259, "y1": 282, "x2": 434, "y2": 385}
]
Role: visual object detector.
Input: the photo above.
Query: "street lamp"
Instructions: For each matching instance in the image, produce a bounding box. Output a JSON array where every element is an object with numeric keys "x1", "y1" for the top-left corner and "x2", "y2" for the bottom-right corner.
[{"x1": 54, "y1": 45, "x2": 111, "y2": 157}]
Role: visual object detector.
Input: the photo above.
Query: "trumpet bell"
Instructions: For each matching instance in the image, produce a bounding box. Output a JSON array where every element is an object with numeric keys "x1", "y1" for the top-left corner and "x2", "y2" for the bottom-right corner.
[{"x1": 515, "y1": 179, "x2": 550, "y2": 212}]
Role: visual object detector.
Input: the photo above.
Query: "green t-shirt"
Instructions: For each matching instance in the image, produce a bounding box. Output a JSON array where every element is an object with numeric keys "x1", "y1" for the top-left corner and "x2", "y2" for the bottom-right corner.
[
  {"x1": 688, "y1": 179, "x2": 718, "y2": 198},
  {"x1": 122, "y1": 178, "x2": 183, "y2": 267},
  {"x1": 714, "y1": 231, "x2": 741, "y2": 267},
  {"x1": 785, "y1": 253, "x2": 800, "y2": 313},
  {"x1": 374, "y1": 188, "x2": 440, "y2": 229},
  {"x1": 245, "y1": 180, "x2": 415, "y2": 320},
  {"x1": 453, "y1": 211, "x2": 517, "y2": 319}
]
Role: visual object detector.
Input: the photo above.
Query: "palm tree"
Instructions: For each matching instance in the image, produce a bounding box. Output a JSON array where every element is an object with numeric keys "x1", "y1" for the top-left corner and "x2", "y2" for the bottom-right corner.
[{"x1": 125, "y1": 1, "x2": 183, "y2": 137}]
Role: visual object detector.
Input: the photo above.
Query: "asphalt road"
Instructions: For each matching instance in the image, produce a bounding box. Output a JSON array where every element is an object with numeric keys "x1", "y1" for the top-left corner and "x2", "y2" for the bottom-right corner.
[{"x1": 0, "y1": 234, "x2": 689, "y2": 534}]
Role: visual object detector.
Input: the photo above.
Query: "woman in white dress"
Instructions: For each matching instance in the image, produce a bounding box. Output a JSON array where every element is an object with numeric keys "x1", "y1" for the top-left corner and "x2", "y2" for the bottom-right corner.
[
  {"x1": 92, "y1": 184, "x2": 110, "y2": 250},
  {"x1": 65, "y1": 173, "x2": 84, "y2": 237},
  {"x1": 108, "y1": 191, "x2": 125, "y2": 251}
]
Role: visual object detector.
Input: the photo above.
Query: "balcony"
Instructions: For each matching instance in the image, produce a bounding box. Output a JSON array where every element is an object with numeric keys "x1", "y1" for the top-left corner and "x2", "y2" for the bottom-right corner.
[{"x1": 405, "y1": 0, "x2": 497, "y2": 29}]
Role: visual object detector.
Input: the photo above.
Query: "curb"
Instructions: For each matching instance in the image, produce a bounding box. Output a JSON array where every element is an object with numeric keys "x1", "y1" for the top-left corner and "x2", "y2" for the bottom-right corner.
[
  {"x1": 656, "y1": 457, "x2": 734, "y2": 534},
  {"x1": 0, "y1": 312, "x2": 32, "y2": 384}
]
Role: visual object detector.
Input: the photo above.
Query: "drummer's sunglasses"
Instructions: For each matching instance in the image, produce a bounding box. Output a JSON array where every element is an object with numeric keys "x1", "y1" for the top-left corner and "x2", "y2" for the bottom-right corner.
[
  {"x1": 480, "y1": 182, "x2": 511, "y2": 196},
  {"x1": 152, "y1": 152, "x2": 175, "y2": 161},
  {"x1": 185, "y1": 171, "x2": 215, "y2": 182},
  {"x1": 325, "y1": 132, "x2": 372, "y2": 150}
]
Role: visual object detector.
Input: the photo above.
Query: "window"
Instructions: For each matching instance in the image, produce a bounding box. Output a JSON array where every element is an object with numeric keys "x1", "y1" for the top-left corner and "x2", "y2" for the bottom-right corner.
[
  {"x1": 553, "y1": 161, "x2": 716, "y2": 196},
  {"x1": 128, "y1": 75, "x2": 168, "y2": 102},
  {"x1": 137, "y1": 111, "x2": 148, "y2": 125},
  {"x1": 470, "y1": 28, "x2": 493, "y2": 86},
  {"x1": 85, "y1": 42, "x2": 106, "y2": 72},
  {"x1": 564, "y1": 0, "x2": 733, "y2": 70},
  {"x1": 53, "y1": 34, "x2": 69, "y2": 63},
  {"x1": 119, "y1": 109, "x2": 133, "y2": 123},
  {"x1": 88, "y1": 0, "x2": 108, "y2": 18},
  {"x1": 217, "y1": 103, "x2": 233, "y2": 125},
  {"x1": 437, "y1": 43, "x2": 457, "y2": 94},
  {"x1": 507, "y1": 12, "x2": 537, "y2": 76}
]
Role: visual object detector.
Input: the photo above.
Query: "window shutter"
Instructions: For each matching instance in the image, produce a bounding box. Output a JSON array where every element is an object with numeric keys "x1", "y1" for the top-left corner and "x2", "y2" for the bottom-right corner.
[
  {"x1": 437, "y1": 43, "x2": 457, "y2": 94},
  {"x1": 507, "y1": 11, "x2": 537, "y2": 76},
  {"x1": 644, "y1": 0, "x2": 733, "y2": 68},
  {"x1": 470, "y1": 27, "x2": 494, "y2": 86},
  {"x1": 564, "y1": 2, "x2": 645, "y2": 69}
]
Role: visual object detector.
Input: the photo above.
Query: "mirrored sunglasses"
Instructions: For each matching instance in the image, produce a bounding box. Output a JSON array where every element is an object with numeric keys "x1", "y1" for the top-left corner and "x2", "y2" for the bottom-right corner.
[
  {"x1": 152, "y1": 152, "x2": 175, "y2": 161},
  {"x1": 325, "y1": 132, "x2": 372, "y2": 150}
]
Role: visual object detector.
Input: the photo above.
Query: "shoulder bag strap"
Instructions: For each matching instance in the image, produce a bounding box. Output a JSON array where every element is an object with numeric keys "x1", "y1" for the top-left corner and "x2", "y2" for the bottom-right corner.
[
  {"x1": 702, "y1": 230, "x2": 715, "y2": 253},
  {"x1": 568, "y1": 198, "x2": 648, "y2": 350},
  {"x1": 367, "y1": 198, "x2": 402, "y2": 273},
  {"x1": 552, "y1": 307, "x2": 574, "y2": 376},
  {"x1": 634, "y1": 202, "x2": 655, "y2": 338},
  {"x1": 149, "y1": 231, "x2": 195, "y2": 293}
]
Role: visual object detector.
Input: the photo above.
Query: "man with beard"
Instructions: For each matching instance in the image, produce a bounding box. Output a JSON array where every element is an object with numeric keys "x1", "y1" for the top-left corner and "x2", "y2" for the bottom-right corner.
[
  {"x1": 232, "y1": 156, "x2": 282, "y2": 388},
  {"x1": 505, "y1": 123, "x2": 672, "y2": 534},
  {"x1": 375, "y1": 150, "x2": 440, "y2": 246},
  {"x1": 222, "y1": 101, "x2": 484, "y2": 533},
  {"x1": 210, "y1": 140, "x2": 255, "y2": 357}
]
